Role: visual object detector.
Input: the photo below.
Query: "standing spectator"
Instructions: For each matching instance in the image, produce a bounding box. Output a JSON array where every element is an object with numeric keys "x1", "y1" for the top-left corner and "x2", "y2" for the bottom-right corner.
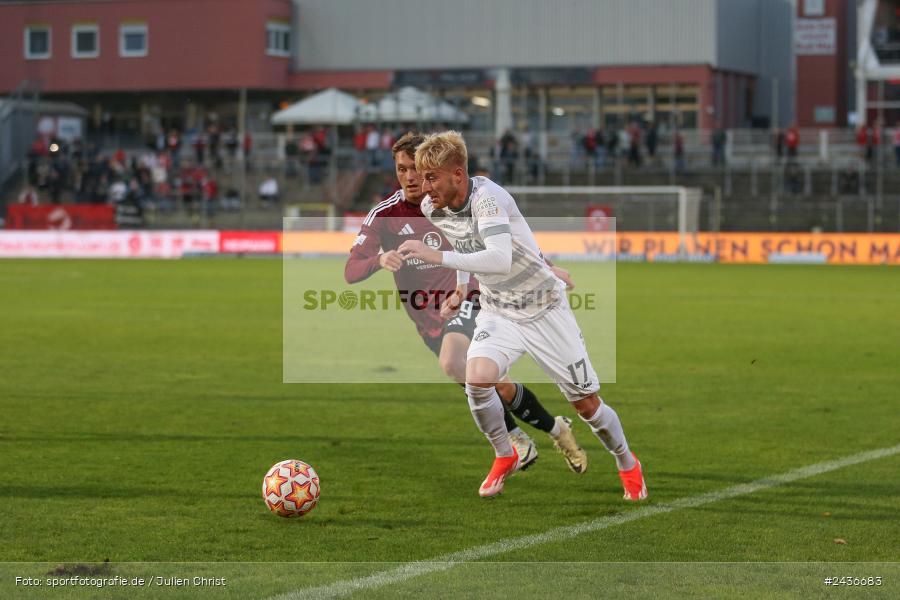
[
  {"x1": 607, "y1": 127, "x2": 620, "y2": 163},
  {"x1": 208, "y1": 123, "x2": 222, "y2": 169},
  {"x1": 201, "y1": 175, "x2": 218, "y2": 222},
  {"x1": 627, "y1": 121, "x2": 642, "y2": 167},
  {"x1": 617, "y1": 126, "x2": 630, "y2": 165},
  {"x1": 192, "y1": 130, "x2": 207, "y2": 166},
  {"x1": 225, "y1": 127, "x2": 239, "y2": 159},
  {"x1": 593, "y1": 127, "x2": 606, "y2": 168},
  {"x1": 673, "y1": 128, "x2": 685, "y2": 172},
  {"x1": 166, "y1": 129, "x2": 182, "y2": 171},
  {"x1": 365, "y1": 126, "x2": 380, "y2": 168},
  {"x1": 242, "y1": 131, "x2": 253, "y2": 163},
  {"x1": 311, "y1": 126, "x2": 331, "y2": 184},
  {"x1": 353, "y1": 126, "x2": 367, "y2": 167},
  {"x1": 856, "y1": 125, "x2": 880, "y2": 164},
  {"x1": 893, "y1": 122, "x2": 900, "y2": 167},
  {"x1": 785, "y1": 124, "x2": 799, "y2": 163},
  {"x1": 773, "y1": 128, "x2": 785, "y2": 163},
  {"x1": 645, "y1": 122, "x2": 658, "y2": 161},
  {"x1": 711, "y1": 125, "x2": 726, "y2": 166},
  {"x1": 499, "y1": 128, "x2": 518, "y2": 183},
  {"x1": 284, "y1": 136, "x2": 300, "y2": 177},
  {"x1": 867, "y1": 123, "x2": 881, "y2": 164},
  {"x1": 521, "y1": 128, "x2": 539, "y2": 181},
  {"x1": 570, "y1": 129, "x2": 585, "y2": 166},
  {"x1": 379, "y1": 128, "x2": 395, "y2": 170},
  {"x1": 582, "y1": 128, "x2": 597, "y2": 166}
]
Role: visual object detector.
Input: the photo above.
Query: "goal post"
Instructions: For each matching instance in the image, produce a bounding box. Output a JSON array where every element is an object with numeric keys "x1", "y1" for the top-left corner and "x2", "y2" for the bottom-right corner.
[
  {"x1": 283, "y1": 202, "x2": 338, "y2": 231},
  {"x1": 505, "y1": 185, "x2": 703, "y2": 256}
]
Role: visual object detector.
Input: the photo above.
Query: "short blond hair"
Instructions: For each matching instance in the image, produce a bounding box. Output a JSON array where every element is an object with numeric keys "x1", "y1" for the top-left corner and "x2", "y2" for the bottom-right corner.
[{"x1": 414, "y1": 130, "x2": 468, "y2": 172}]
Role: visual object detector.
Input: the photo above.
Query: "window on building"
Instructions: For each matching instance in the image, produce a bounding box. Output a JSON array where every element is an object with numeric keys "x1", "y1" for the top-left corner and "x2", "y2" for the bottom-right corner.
[
  {"x1": 120, "y1": 24, "x2": 148, "y2": 57},
  {"x1": 72, "y1": 24, "x2": 99, "y2": 58},
  {"x1": 266, "y1": 22, "x2": 291, "y2": 57},
  {"x1": 600, "y1": 84, "x2": 699, "y2": 130},
  {"x1": 547, "y1": 87, "x2": 595, "y2": 132},
  {"x1": 25, "y1": 26, "x2": 51, "y2": 59}
]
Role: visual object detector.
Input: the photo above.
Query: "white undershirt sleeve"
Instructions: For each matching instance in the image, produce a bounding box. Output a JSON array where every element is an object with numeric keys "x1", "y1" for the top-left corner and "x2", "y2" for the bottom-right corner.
[
  {"x1": 456, "y1": 269, "x2": 471, "y2": 285},
  {"x1": 441, "y1": 233, "x2": 512, "y2": 275}
]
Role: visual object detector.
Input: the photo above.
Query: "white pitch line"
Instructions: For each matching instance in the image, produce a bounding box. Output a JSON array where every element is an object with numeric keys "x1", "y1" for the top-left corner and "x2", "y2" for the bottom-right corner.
[{"x1": 269, "y1": 443, "x2": 900, "y2": 600}]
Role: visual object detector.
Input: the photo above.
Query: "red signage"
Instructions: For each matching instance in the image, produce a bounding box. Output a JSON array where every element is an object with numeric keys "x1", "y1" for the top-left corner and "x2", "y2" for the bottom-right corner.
[
  {"x1": 585, "y1": 205, "x2": 613, "y2": 231},
  {"x1": 219, "y1": 231, "x2": 280, "y2": 254},
  {"x1": 6, "y1": 204, "x2": 116, "y2": 230}
]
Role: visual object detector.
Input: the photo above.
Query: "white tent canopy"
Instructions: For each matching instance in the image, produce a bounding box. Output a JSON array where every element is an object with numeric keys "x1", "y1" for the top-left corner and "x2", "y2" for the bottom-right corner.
[
  {"x1": 271, "y1": 88, "x2": 362, "y2": 125},
  {"x1": 359, "y1": 87, "x2": 468, "y2": 124}
]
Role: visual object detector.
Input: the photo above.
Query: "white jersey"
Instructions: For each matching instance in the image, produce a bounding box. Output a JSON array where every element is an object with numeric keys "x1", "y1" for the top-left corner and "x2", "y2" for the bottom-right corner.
[{"x1": 421, "y1": 176, "x2": 562, "y2": 321}]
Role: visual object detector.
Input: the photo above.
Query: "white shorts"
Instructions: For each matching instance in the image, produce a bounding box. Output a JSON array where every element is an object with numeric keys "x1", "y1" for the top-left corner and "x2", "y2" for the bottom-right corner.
[{"x1": 467, "y1": 300, "x2": 600, "y2": 401}]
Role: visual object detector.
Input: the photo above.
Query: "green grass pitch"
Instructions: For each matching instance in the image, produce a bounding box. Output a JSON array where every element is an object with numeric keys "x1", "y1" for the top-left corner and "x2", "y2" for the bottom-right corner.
[{"x1": 0, "y1": 259, "x2": 898, "y2": 599}]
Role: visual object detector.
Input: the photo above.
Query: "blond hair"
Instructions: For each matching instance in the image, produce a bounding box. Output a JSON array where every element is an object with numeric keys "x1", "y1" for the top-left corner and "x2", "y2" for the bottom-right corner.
[{"x1": 414, "y1": 130, "x2": 468, "y2": 173}]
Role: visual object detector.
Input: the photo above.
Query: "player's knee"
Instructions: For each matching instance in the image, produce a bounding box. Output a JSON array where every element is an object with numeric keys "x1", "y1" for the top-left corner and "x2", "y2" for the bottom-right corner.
[
  {"x1": 572, "y1": 393, "x2": 601, "y2": 419},
  {"x1": 466, "y1": 359, "x2": 500, "y2": 388}
]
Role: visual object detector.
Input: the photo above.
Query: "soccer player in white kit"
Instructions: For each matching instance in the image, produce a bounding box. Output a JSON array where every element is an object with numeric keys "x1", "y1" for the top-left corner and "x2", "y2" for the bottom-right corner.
[{"x1": 398, "y1": 131, "x2": 647, "y2": 500}]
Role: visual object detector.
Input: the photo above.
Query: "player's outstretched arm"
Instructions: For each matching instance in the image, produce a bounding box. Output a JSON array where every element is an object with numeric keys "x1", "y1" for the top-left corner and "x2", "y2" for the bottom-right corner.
[
  {"x1": 344, "y1": 226, "x2": 388, "y2": 283},
  {"x1": 440, "y1": 233, "x2": 513, "y2": 275},
  {"x1": 397, "y1": 234, "x2": 512, "y2": 275}
]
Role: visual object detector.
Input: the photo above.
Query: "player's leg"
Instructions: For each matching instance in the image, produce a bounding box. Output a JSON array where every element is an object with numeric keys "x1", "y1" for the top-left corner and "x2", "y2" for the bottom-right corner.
[
  {"x1": 570, "y1": 392, "x2": 645, "y2": 500},
  {"x1": 495, "y1": 379, "x2": 555, "y2": 434},
  {"x1": 493, "y1": 378, "x2": 537, "y2": 470},
  {"x1": 439, "y1": 330, "x2": 518, "y2": 434},
  {"x1": 522, "y1": 306, "x2": 647, "y2": 500},
  {"x1": 466, "y1": 316, "x2": 527, "y2": 497},
  {"x1": 495, "y1": 376, "x2": 587, "y2": 473}
]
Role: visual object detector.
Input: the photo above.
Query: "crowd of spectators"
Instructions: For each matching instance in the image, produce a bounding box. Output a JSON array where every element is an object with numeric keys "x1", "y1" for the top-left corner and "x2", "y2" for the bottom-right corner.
[{"x1": 18, "y1": 124, "x2": 256, "y2": 225}]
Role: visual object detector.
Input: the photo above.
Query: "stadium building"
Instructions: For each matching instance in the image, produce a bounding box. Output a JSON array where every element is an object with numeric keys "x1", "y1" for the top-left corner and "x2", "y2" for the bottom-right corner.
[{"x1": 0, "y1": 0, "x2": 797, "y2": 136}]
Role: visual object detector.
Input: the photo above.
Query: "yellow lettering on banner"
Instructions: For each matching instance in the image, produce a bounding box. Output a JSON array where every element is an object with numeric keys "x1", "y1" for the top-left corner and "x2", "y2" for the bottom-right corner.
[{"x1": 279, "y1": 231, "x2": 900, "y2": 265}]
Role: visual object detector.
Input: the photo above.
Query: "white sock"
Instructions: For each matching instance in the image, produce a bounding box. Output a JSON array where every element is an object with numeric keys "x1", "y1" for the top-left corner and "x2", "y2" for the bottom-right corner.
[
  {"x1": 508, "y1": 426, "x2": 524, "y2": 437},
  {"x1": 548, "y1": 420, "x2": 561, "y2": 438},
  {"x1": 580, "y1": 401, "x2": 636, "y2": 471},
  {"x1": 466, "y1": 384, "x2": 514, "y2": 457}
]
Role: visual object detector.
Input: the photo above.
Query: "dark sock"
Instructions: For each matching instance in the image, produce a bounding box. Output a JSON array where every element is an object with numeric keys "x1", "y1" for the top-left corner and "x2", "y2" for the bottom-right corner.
[
  {"x1": 508, "y1": 384, "x2": 556, "y2": 433},
  {"x1": 503, "y1": 408, "x2": 517, "y2": 432}
]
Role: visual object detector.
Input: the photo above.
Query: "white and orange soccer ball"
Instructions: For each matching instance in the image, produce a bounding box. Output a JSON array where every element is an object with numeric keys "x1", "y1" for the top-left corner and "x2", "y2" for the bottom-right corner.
[{"x1": 262, "y1": 459, "x2": 320, "y2": 518}]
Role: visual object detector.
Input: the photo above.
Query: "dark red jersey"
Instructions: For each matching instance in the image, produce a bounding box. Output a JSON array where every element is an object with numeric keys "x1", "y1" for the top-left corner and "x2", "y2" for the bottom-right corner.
[{"x1": 344, "y1": 190, "x2": 476, "y2": 341}]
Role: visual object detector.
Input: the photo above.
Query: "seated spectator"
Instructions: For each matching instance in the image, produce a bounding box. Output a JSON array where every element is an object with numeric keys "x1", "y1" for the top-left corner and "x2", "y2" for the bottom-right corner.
[
  {"x1": 221, "y1": 187, "x2": 241, "y2": 211},
  {"x1": 18, "y1": 186, "x2": 39, "y2": 206},
  {"x1": 108, "y1": 178, "x2": 128, "y2": 204},
  {"x1": 259, "y1": 177, "x2": 279, "y2": 207}
]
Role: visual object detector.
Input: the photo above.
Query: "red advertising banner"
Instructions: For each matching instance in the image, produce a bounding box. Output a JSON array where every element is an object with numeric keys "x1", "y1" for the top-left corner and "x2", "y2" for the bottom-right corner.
[
  {"x1": 6, "y1": 204, "x2": 116, "y2": 230},
  {"x1": 219, "y1": 231, "x2": 281, "y2": 254},
  {"x1": 0, "y1": 231, "x2": 219, "y2": 258}
]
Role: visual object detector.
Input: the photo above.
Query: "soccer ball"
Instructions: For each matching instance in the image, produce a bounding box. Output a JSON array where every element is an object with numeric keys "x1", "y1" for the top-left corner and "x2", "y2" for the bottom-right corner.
[{"x1": 262, "y1": 459, "x2": 320, "y2": 518}]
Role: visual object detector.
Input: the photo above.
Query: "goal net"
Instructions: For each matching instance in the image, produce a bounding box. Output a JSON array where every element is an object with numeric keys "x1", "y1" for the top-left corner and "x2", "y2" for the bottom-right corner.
[{"x1": 506, "y1": 185, "x2": 703, "y2": 257}]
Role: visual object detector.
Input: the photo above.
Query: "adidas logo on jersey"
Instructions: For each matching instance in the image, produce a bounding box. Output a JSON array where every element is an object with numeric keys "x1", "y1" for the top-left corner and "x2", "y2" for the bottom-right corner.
[
  {"x1": 398, "y1": 223, "x2": 415, "y2": 235},
  {"x1": 474, "y1": 330, "x2": 490, "y2": 342}
]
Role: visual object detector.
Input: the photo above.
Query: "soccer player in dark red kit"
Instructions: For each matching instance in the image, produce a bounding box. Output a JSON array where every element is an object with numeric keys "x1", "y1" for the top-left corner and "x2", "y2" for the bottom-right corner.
[{"x1": 345, "y1": 132, "x2": 586, "y2": 474}]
